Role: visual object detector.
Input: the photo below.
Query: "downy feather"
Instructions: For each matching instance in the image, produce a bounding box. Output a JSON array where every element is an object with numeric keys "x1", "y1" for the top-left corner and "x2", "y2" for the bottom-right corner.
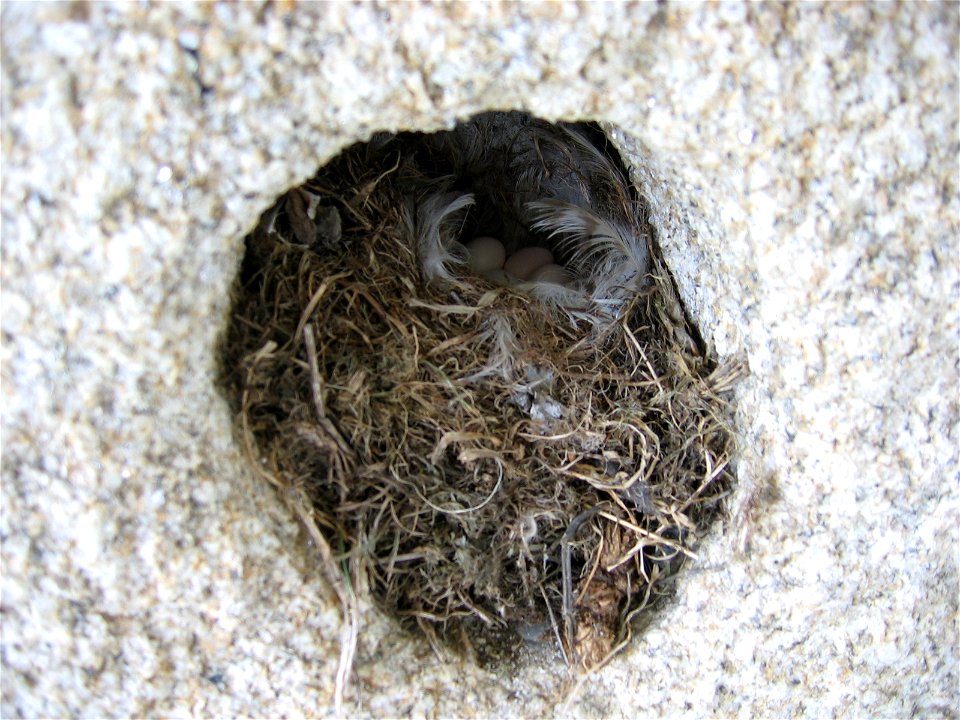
[
  {"x1": 526, "y1": 199, "x2": 649, "y2": 292},
  {"x1": 416, "y1": 191, "x2": 474, "y2": 285}
]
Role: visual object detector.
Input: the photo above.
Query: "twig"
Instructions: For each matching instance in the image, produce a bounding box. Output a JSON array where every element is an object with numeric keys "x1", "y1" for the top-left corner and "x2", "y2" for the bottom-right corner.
[
  {"x1": 303, "y1": 324, "x2": 356, "y2": 469},
  {"x1": 293, "y1": 270, "x2": 352, "y2": 345},
  {"x1": 290, "y1": 498, "x2": 358, "y2": 716},
  {"x1": 560, "y1": 504, "x2": 607, "y2": 664},
  {"x1": 540, "y1": 584, "x2": 569, "y2": 668}
]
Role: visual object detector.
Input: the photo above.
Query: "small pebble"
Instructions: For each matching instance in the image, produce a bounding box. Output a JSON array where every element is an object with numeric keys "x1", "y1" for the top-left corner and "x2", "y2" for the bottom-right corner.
[
  {"x1": 503, "y1": 246, "x2": 554, "y2": 280},
  {"x1": 465, "y1": 237, "x2": 506, "y2": 273}
]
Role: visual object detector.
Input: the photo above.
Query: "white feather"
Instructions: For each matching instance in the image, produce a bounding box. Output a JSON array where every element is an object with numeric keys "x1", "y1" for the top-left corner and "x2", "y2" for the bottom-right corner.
[
  {"x1": 526, "y1": 199, "x2": 648, "y2": 304},
  {"x1": 515, "y1": 278, "x2": 591, "y2": 310},
  {"x1": 416, "y1": 191, "x2": 474, "y2": 284}
]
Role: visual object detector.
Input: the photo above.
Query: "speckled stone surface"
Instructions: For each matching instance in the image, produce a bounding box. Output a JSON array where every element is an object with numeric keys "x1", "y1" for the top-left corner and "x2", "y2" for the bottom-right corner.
[{"x1": 2, "y1": 2, "x2": 957, "y2": 717}]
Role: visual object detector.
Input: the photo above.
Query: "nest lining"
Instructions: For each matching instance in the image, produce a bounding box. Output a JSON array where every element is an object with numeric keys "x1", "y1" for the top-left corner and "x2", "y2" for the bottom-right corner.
[{"x1": 220, "y1": 112, "x2": 739, "y2": 675}]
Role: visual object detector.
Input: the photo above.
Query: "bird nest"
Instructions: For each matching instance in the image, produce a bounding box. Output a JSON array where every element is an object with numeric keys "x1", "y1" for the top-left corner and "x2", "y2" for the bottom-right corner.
[{"x1": 220, "y1": 112, "x2": 739, "y2": 678}]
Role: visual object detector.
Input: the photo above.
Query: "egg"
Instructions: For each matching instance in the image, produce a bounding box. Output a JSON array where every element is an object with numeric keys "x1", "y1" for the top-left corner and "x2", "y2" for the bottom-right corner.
[
  {"x1": 503, "y1": 246, "x2": 554, "y2": 281},
  {"x1": 465, "y1": 236, "x2": 506, "y2": 273},
  {"x1": 528, "y1": 263, "x2": 572, "y2": 286}
]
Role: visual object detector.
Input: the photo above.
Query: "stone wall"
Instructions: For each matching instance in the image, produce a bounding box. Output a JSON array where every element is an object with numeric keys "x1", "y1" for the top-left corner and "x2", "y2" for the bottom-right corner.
[{"x1": 2, "y1": 2, "x2": 957, "y2": 716}]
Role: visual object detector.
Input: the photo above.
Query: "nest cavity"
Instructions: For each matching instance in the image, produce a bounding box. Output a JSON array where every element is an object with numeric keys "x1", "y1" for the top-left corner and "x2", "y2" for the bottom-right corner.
[{"x1": 220, "y1": 112, "x2": 739, "y2": 671}]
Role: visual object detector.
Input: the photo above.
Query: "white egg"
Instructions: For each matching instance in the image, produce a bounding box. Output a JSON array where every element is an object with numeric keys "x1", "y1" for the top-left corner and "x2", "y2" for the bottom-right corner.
[
  {"x1": 528, "y1": 263, "x2": 572, "y2": 286},
  {"x1": 465, "y1": 236, "x2": 506, "y2": 273},
  {"x1": 503, "y1": 246, "x2": 554, "y2": 281}
]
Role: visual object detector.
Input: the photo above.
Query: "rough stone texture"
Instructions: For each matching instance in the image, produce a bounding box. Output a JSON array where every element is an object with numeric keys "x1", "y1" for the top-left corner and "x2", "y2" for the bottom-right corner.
[{"x1": 2, "y1": 2, "x2": 957, "y2": 717}]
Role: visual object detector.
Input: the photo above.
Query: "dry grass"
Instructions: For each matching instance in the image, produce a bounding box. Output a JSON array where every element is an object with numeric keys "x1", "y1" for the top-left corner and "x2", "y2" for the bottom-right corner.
[{"x1": 219, "y1": 119, "x2": 740, "y2": 695}]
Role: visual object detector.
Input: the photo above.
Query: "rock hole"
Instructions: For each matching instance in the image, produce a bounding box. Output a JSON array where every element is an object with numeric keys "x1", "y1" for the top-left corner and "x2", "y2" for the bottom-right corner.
[{"x1": 219, "y1": 111, "x2": 739, "y2": 671}]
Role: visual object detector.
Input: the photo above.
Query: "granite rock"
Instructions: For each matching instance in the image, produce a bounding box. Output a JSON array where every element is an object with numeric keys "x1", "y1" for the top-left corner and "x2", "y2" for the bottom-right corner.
[{"x1": 2, "y1": 2, "x2": 957, "y2": 716}]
